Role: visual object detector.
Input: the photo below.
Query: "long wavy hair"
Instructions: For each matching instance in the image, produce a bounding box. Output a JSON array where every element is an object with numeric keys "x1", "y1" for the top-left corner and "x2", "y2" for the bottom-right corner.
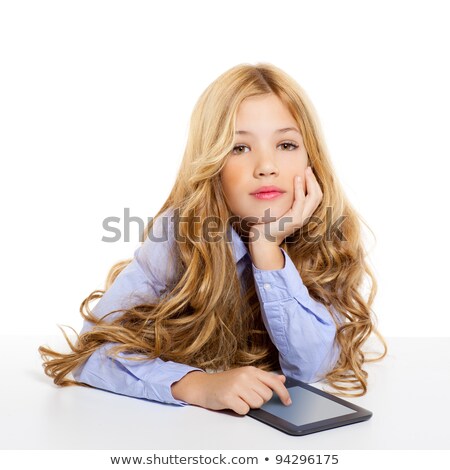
[{"x1": 39, "y1": 62, "x2": 387, "y2": 397}]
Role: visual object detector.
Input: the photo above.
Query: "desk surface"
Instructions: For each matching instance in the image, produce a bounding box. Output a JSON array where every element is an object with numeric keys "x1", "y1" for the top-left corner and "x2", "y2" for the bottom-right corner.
[{"x1": 1, "y1": 335, "x2": 449, "y2": 450}]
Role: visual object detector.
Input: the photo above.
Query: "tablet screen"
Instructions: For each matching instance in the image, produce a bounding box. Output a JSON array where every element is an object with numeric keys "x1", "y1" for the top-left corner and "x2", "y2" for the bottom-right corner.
[{"x1": 260, "y1": 386, "x2": 358, "y2": 426}]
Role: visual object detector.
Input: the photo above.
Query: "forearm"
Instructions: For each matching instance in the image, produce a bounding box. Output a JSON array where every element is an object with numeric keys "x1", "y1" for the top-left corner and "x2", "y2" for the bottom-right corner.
[
  {"x1": 73, "y1": 343, "x2": 205, "y2": 406},
  {"x1": 251, "y1": 246, "x2": 341, "y2": 382}
]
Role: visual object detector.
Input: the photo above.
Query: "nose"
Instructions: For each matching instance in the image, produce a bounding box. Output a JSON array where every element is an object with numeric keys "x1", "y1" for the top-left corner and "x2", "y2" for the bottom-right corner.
[{"x1": 254, "y1": 153, "x2": 279, "y2": 178}]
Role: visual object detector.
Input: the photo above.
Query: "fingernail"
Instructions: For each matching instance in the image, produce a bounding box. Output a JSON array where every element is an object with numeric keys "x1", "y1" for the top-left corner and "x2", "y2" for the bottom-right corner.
[
  {"x1": 286, "y1": 398, "x2": 292, "y2": 405},
  {"x1": 296, "y1": 176, "x2": 301, "y2": 183}
]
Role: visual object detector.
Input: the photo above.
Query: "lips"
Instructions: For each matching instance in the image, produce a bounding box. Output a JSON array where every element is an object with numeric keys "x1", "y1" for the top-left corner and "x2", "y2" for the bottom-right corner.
[
  {"x1": 251, "y1": 191, "x2": 285, "y2": 200},
  {"x1": 250, "y1": 185, "x2": 286, "y2": 195}
]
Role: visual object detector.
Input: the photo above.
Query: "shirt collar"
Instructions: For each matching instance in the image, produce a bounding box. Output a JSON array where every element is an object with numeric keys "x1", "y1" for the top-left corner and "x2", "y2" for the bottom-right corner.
[{"x1": 230, "y1": 225, "x2": 249, "y2": 264}]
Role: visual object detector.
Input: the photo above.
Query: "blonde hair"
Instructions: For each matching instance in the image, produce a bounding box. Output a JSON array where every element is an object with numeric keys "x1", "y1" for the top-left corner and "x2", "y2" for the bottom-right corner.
[{"x1": 39, "y1": 62, "x2": 387, "y2": 397}]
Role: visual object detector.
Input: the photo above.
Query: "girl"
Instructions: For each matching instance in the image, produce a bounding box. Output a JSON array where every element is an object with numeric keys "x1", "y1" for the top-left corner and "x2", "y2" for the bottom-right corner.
[{"x1": 39, "y1": 62, "x2": 387, "y2": 416}]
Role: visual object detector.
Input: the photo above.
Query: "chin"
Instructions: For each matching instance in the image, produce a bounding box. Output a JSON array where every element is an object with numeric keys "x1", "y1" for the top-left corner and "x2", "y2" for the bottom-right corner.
[{"x1": 240, "y1": 205, "x2": 290, "y2": 223}]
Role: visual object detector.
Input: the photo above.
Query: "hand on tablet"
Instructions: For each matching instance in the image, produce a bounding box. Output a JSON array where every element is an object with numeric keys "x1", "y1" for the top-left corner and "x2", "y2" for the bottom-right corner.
[{"x1": 173, "y1": 366, "x2": 292, "y2": 416}]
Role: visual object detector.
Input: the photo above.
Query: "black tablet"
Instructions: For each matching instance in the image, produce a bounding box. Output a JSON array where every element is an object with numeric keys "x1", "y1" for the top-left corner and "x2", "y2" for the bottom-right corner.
[{"x1": 247, "y1": 376, "x2": 372, "y2": 436}]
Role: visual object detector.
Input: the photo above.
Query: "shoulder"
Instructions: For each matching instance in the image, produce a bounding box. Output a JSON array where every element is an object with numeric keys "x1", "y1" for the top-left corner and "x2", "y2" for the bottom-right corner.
[
  {"x1": 134, "y1": 207, "x2": 178, "y2": 286},
  {"x1": 145, "y1": 207, "x2": 175, "y2": 242}
]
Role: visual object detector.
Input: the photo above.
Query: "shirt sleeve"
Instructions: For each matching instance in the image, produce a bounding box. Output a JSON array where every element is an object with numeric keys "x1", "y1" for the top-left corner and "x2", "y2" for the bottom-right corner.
[
  {"x1": 251, "y1": 247, "x2": 342, "y2": 383},
  {"x1": 72, "y1": 209, "x2": 205, "y2": 406}
]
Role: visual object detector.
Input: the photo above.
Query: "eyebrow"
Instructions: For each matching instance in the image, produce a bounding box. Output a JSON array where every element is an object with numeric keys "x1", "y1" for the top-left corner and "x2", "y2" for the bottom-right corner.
[{"x1": 234, "y1": 127, "x2": 301, "y2": 135}]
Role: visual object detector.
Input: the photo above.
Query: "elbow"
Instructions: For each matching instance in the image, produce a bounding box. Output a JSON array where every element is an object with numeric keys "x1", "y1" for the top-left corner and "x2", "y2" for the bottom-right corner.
[
  {"x1": 280, "y1": 339, "x2": 341, "y2": 384},
  {"x1": 72, "y1": 362, "x2": 91, "y2": 384},
  {"x1": 307, "y1": 341, "x2": 341, "y2": 383}
]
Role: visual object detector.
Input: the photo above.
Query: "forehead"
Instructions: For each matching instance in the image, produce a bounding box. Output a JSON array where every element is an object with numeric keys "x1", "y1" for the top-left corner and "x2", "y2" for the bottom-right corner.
[{"x1": 235, "y1": 94, "x2": 298, "y2": 131}]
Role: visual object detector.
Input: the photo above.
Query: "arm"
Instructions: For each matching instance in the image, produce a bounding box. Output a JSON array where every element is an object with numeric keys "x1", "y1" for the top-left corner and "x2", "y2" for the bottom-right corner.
[
  {"x1": 72, "y1": 341, "x2": 205, "y2": 406},
  {"x1": 73, "y1": 209, "x2": 206, "y2": 406},
  {"x1": 249, "y1": 244, "x2": 342, "y2": 383}
]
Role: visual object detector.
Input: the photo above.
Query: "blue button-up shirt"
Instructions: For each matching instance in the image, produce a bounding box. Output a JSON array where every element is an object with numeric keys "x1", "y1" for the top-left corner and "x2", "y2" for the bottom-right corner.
[{"x1": 73, "y1": 208, "x2": 341, "y2": 406}]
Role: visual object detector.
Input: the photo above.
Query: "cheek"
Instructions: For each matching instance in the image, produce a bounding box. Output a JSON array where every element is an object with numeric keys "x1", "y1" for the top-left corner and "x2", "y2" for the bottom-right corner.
[{"x1": 221, "y1": 165, "x2": 243, "y2": 195}]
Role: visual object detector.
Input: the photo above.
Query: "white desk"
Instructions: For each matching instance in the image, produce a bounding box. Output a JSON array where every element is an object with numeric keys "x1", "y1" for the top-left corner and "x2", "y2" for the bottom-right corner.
[{"x1": 1, "y1": 335, "x2": 449, "y2": 450}]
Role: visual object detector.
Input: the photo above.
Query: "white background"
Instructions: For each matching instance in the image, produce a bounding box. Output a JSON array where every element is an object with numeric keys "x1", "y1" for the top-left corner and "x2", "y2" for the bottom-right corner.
[{"x1": 1, "y1": 0, "x2": 448, "y2": 337}]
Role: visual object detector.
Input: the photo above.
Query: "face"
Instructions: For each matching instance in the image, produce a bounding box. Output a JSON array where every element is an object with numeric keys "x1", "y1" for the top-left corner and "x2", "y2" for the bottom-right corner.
[{"x1": 220, "y1": 93, "x2": 309, "y2": 224}]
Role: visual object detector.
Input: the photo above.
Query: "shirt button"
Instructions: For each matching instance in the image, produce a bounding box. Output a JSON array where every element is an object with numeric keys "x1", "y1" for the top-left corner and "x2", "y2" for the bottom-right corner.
[{"x1": 263, "y1": 283, "x2": 271, "y2": 290}]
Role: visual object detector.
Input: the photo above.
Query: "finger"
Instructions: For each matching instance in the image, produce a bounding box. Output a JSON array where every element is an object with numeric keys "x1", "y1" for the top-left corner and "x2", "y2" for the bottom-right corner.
[
  {"x1": 303, "y1": 167, "x2": 323, "y2": 217},
  {"x1": 272, "y1": 374, "x2": 286, "y2": 382},
  {"x1": 252, "y1": 380, "x2": 279, "y2": 403},
  {"x1": 292, "y1": 174, "x2": 305, "y2": 211},
  {"x1": 295, "y1": 174, "x2": 306, "y2": 201},
  {"x1": 260, "y1": 373, "x2": 292, "y2": 405},
  {"x1": 273, "y1": 379, "x2": 292, "y2": 406},
  {"x1": 240, "y1": 387, "x2": 270, "y2": 409},
  {"x1": 232, "y1": 397, "x2": 251, "y2": 415},
  {"x1": 306, "y1": 167, "x2": 323, "y2": 199},
  {"x1": 289, "y1": 175, "x2": 305, "y2": 229}
]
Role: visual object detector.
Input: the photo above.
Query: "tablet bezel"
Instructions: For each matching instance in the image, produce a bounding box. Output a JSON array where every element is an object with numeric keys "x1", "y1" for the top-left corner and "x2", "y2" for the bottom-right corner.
[{"x1": 247, "y1": 376, "x2": 373, "y2": 436}]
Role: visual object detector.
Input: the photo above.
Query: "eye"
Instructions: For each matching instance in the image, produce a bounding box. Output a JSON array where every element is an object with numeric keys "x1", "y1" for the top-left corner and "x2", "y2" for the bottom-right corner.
[
  {"x1": 279, "y1": 141, "x2": 299, "y2": 151},
  {"x1": 231, "y1": 142, "x2": 299, "y2": 155},
  {"x1": 231, "y1": 144, "x2": 250, "y2": 155}
]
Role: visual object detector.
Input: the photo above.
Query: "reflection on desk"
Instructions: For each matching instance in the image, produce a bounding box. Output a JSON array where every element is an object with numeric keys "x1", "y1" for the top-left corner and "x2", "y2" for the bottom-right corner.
[{"x1": 1, "y1": 335, "x2": 449, "y2": 450}]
